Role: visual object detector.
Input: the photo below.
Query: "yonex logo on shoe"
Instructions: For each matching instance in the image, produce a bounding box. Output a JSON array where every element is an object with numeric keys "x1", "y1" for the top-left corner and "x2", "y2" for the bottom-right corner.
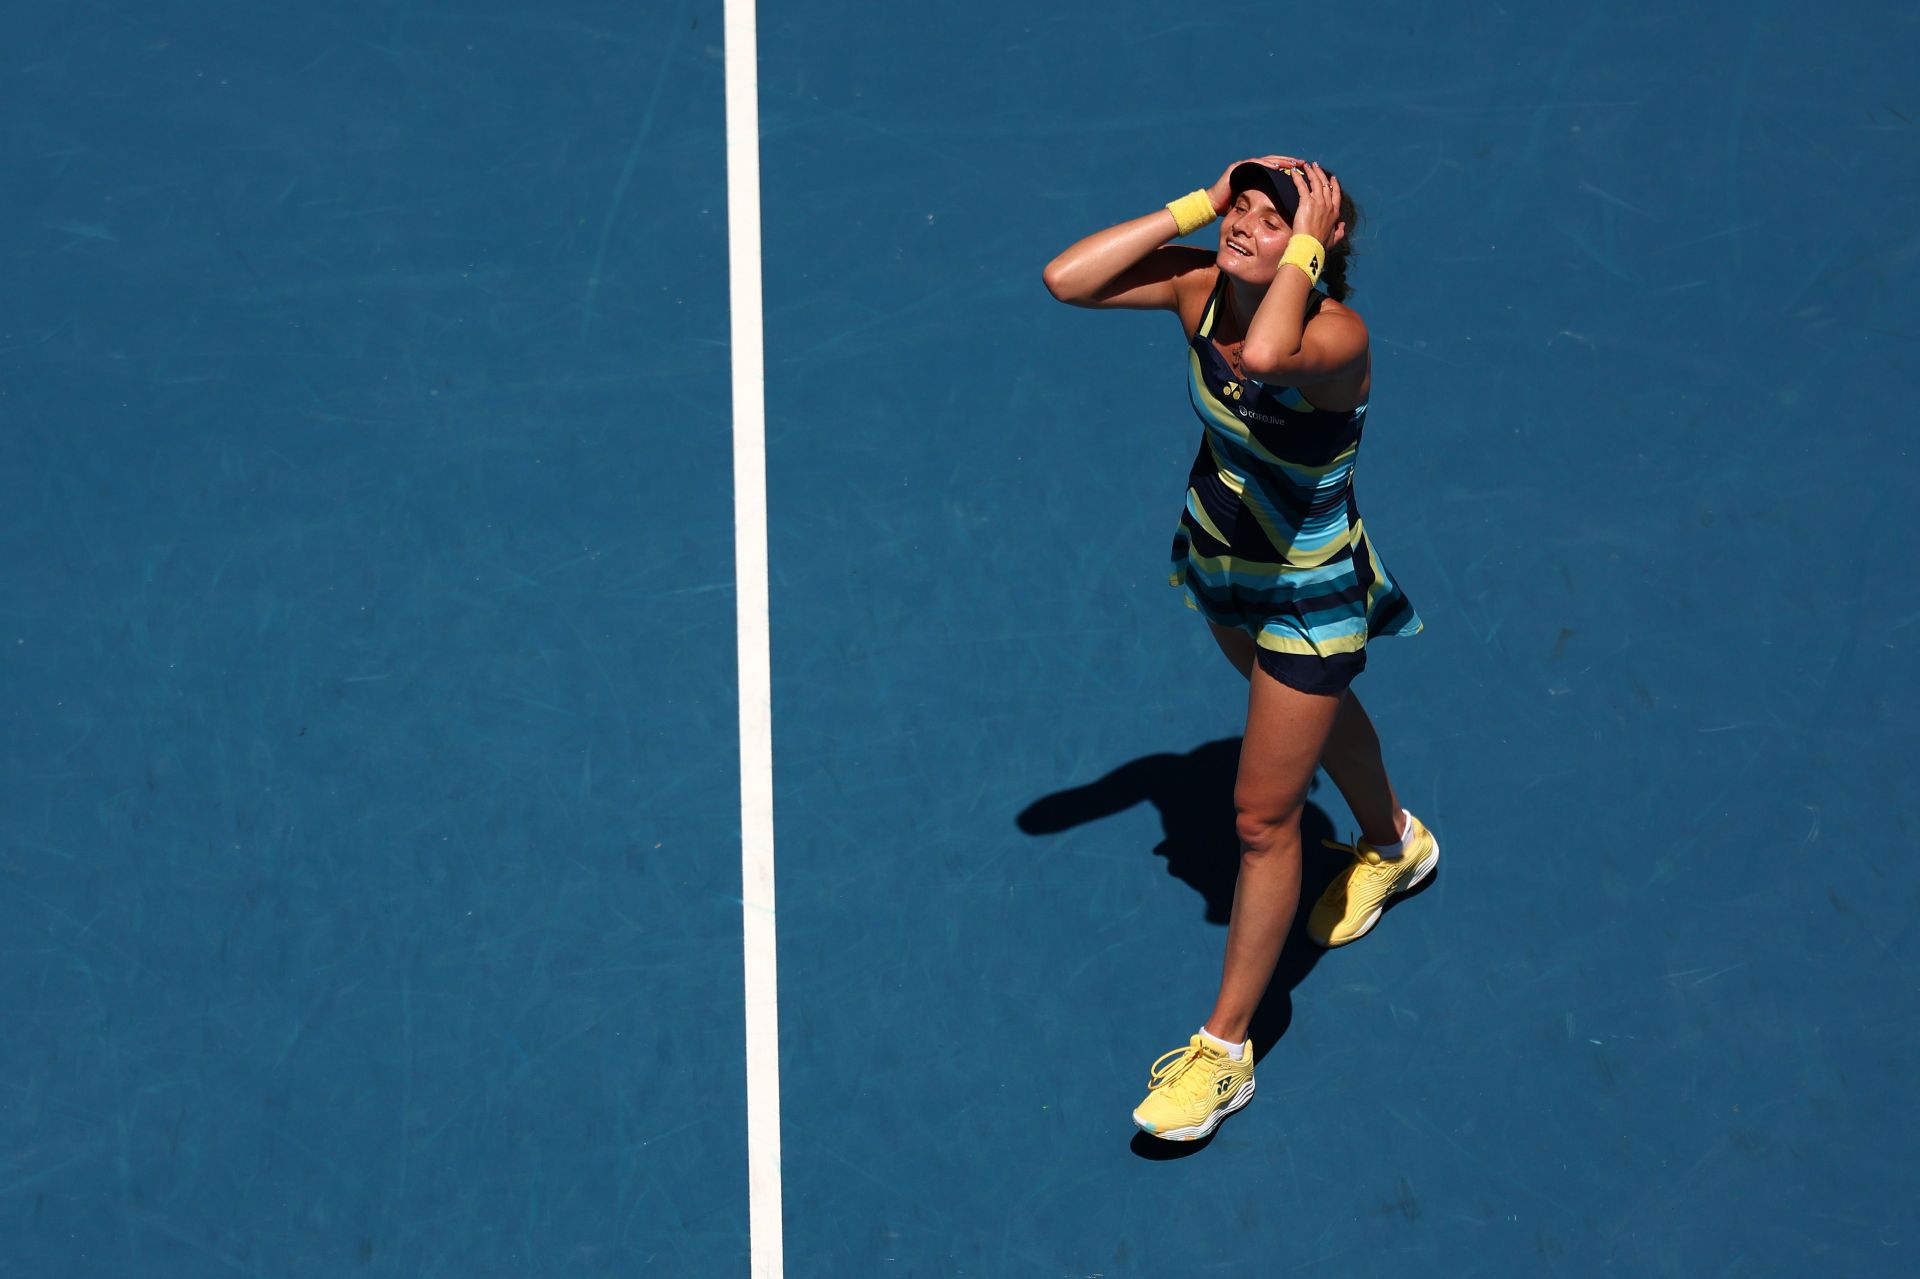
[{"x1": 1215, "y1": 1075, "x2": 1235, "y2": 1096}]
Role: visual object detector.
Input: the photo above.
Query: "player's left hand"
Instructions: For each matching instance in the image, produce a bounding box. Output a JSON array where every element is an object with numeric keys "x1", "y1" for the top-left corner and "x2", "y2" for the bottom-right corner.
[{"x1": 1288, "y1": 163, "x2": 1346, "y2": 251}]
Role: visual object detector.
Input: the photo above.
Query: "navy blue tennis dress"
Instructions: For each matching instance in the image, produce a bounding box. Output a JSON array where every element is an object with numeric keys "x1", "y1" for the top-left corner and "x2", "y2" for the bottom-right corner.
[{"x1": 1169, "y1": 275, "x2": 1422, "y2": 694}]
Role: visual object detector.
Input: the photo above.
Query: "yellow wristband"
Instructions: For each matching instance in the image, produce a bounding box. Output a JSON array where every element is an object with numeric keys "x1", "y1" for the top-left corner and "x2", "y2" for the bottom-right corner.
[
  {"x1": 1166, "y1": 189, "x2": 1217, "y2": 237},
  {"x1": 1280, "y1": 234, "x2": 1325, "y2": 285}
]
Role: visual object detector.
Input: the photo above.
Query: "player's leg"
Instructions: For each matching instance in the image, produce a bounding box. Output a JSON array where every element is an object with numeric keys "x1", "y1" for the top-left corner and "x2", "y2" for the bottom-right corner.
[
  {"x1": 1220, "y1": 639, "x2": 1406, "y2": 848},
  {"x1": 1132, "y1": 659, "x2": 1338, "y2": 1141},
  {"x1": 1201, "y1": 665, "x2": 1342, "y2": 1043},
  {"x1": 1308, "y1": 688, "x2": 1440, "y2": 948},
  {"x1": 1318, "y1": 690, "x2": 1403, "y2": 845},
  {"x1": 1206, "y1": 620, "x2": 1257, "y2": 681}
]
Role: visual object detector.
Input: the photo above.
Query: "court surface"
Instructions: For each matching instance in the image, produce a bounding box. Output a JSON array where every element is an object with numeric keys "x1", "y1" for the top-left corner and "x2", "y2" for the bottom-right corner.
[{"x1": 5, "y1": 1, "x2": 1917, "y2": 1275}]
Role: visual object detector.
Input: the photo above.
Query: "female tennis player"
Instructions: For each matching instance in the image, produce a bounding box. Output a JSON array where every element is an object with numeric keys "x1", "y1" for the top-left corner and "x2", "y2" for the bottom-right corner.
[{"x1": 1043, "y1": 157, "x2": 1438, "y2": 1141}]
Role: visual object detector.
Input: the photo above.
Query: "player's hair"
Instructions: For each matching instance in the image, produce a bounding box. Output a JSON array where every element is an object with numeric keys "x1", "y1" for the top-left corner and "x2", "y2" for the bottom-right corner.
[{"x1": 1321, "y1": 190, "x2": 1361, "y2": 303}]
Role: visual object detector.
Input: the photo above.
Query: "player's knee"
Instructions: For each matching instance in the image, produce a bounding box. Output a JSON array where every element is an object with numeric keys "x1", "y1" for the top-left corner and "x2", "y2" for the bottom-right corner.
[{"x1": 1233, "y1": 798, "x2": 1303, "y2": 857}]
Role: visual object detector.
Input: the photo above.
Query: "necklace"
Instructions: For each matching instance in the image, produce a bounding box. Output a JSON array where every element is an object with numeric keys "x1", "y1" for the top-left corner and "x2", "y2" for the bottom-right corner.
[
  {"x1": 1222, "y1": 340, "x2": 1246, "y2": 375},
  {"x1": 1216, "y1": 290, "x2": 1247, "y2": 375}
]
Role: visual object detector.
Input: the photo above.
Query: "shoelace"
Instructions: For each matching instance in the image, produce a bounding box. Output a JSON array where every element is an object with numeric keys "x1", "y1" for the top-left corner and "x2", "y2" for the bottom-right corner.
[
  {"x1": 1147, "y1": 1041, "x2": 1206, "y2": 1092},
  {"x1": 1322, "y1": 832, "x2": 1389, "y2": 867}
]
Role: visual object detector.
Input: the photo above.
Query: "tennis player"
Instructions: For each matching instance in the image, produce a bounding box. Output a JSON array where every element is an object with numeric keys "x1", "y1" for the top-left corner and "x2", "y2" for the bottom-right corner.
[{"x1": 1043, "y1": 157, "x2": 1439, "y2": 1141}]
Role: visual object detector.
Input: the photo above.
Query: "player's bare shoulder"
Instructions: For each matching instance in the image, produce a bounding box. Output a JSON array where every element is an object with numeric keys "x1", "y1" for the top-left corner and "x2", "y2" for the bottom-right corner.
[
  {"x1": 1171, "y1": 255, "x2": 1222, "y2": 337},
  {"x1": 1311, "y1": 293, "x2": 1369, "y2": 342}
]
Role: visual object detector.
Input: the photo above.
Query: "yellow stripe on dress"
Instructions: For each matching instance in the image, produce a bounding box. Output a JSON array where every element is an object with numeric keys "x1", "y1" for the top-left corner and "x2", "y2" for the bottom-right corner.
[
  {"x1": 1254, "y1": 626, "x2": 1370, "y2": 657},
  {"x1": 1184, "y1": 490, "x2": 1233, "y2": 546},
  {"x1": 1180, "y1": 548, "x2": 1370, "y2": 588}
]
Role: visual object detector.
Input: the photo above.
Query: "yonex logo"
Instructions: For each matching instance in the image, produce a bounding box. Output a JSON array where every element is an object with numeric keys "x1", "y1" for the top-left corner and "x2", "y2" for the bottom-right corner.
[
  {"x1": 1221, "y1": 381, "x2": 1244, "y2": 401},
  {"x1": 1215, "y1": 1075, "x2": 1235, "y2": 1096}
]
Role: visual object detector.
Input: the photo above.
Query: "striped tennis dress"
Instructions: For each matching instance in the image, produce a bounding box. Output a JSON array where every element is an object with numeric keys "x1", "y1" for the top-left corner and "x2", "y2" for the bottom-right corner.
[{"x1": 1168, "y1": 275, "x2": 1422, "y2": 695}]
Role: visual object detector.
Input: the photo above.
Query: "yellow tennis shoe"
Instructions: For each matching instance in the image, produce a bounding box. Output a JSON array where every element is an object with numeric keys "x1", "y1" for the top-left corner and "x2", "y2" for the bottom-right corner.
[
  {"x1": 1308, "y1": 811, "x2": 1440, "y2": 947},
  {"x1": 1131, "y1": 1034, "x2": 1255, "y2": 1141}
]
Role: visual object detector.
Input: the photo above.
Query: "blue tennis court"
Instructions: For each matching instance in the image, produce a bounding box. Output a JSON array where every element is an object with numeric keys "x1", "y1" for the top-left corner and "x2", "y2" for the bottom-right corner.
[{"x1": 5, "y1": 1, "x2": 1916, "y2": 1274}]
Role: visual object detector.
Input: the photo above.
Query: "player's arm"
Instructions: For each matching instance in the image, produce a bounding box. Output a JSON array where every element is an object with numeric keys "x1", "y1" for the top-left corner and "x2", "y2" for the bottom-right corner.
[
  {"x1": 1043, "y1": 155, "x2": 1298, "y2": 311},
  {"x1": 1042, "y1": 220, "x2": 1208, "y2": 311},
  {"x1": 1239, "y1": 163, "x2": 1363, "y2": 382},
  {"x1": 1242, "y1": 305, "x2": 1369, "y2": 384}
]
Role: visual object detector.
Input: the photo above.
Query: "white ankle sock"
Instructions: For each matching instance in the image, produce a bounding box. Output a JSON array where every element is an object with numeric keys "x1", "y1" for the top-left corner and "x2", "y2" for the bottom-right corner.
[
  {"x1": 1198, "y1": 1027, "x2": 1244, "y2": 1060},
  {"x1": 1368, "y1": 809, "x2": 1415, "y2": 860}
]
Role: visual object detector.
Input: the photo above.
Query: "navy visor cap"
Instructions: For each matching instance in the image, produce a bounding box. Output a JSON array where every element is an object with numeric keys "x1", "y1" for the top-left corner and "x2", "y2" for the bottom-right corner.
[{"x1": 1228, "y1": 162, "x2": 1305, "y2": 222}]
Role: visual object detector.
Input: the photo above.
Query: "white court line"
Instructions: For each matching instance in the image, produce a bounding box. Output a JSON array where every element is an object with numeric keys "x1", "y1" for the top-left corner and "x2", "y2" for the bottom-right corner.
[{"x1": 723, "y1": 0, "x2": 784, "y2": 1275}]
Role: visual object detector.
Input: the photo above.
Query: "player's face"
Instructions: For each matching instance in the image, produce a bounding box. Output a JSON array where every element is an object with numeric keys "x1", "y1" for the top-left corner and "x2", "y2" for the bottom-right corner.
[{"x1": 1216, "y1": 188, "x2": 1291, "y2": 285}]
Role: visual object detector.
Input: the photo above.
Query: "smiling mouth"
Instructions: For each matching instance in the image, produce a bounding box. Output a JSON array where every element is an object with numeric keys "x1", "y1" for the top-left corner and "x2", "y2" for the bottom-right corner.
[{"x1": 1226, "y1": 241, "x2": 1253, "y2": 257}]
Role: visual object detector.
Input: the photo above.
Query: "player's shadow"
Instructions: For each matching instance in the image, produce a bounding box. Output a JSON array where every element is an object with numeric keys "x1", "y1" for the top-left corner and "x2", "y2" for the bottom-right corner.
[{"x1": 1016, "y1": 736, "x2": 1350, "y2": 1160}]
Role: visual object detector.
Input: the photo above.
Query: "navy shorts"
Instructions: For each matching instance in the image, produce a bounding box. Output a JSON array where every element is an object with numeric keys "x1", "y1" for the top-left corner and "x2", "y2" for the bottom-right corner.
[{"x1": 1255, "y1": 645, "x2": 1366, "y2": 697}]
